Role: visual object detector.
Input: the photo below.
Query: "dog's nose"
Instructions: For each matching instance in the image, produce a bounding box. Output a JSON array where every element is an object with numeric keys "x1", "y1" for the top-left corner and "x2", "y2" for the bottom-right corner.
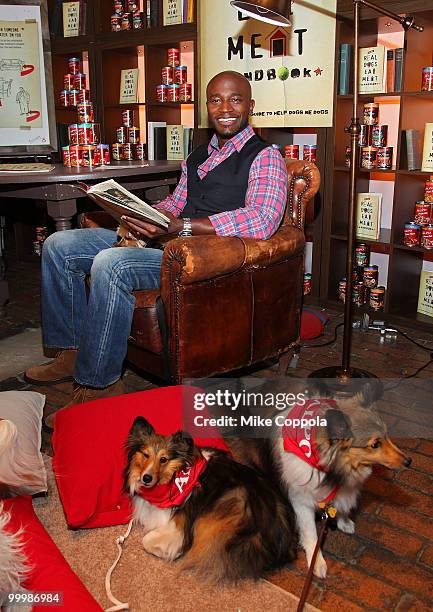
[
  {"x1": 404, "y1": 457, "x2": 412, "y2": 468},
  {"x1": 142, "y1": 474, "x2": 152, "y2": 484}
]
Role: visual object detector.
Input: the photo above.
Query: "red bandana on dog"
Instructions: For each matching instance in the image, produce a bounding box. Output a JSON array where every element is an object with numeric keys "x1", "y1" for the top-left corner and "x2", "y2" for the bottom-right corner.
[{"x1": 137, "y1": 456, "x2": 207, "y2": 509}]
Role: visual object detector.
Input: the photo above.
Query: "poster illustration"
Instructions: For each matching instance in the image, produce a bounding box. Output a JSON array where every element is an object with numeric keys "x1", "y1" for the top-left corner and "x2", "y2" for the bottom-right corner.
[
  {"x1": 199, "y1": 0, "x2": 337, "y2": 128},
  {"x1": 0, "y1": 19, "x2": 42, "y2": 129}
]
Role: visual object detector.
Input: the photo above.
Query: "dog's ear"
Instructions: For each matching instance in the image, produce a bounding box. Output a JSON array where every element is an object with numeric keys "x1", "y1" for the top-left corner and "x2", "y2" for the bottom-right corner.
[
  {"x1": 169, "y1": 430, "x2": 195, "y2": 458},
  {"x1": 129, "y1": 416, "x2": 155, "y2": 438},
  {"x1": 359, "y1": 379, "x2": 384, "y2": 407},
  {"x1": 326, "y1": 409, "x2": 353, "y2": 442}
]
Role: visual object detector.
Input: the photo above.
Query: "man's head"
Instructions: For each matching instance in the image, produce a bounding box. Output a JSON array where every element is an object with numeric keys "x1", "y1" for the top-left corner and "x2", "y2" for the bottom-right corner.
[{"x1": 206, "y1": 71, "x2": 255, "y2": 145}]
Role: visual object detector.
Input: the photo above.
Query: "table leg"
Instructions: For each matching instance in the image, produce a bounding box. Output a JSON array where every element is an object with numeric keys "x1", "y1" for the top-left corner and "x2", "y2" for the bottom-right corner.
[{"x1": 46, "y1": 199, "x2": 77, "y2": 231}]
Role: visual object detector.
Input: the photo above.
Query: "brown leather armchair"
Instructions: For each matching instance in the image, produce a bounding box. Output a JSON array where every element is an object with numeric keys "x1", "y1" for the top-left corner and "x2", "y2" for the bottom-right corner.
[{"x1": 81, "y1": 159, "x2": 320, "y2": 383}]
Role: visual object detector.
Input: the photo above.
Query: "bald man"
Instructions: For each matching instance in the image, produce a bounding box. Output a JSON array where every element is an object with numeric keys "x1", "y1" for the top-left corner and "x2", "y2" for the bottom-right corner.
[{"x1": 26, "y1": 71, "x2": 288, "y2": 418}]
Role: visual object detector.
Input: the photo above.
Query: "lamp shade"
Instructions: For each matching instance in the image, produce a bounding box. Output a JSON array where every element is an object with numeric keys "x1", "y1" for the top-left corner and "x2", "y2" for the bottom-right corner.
[{"x1": 230, "y1": 0, "x2": 292, "y2": 27}]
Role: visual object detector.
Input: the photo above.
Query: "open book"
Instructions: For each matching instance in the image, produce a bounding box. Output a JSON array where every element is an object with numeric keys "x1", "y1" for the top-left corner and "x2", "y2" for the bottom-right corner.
[{"x1": 76, "y1": 179, "x2": 170, "y2": 228}]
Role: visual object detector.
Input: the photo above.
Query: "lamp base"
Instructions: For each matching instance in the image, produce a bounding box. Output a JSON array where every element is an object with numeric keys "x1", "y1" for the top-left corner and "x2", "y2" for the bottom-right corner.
[{"x1": 308, "y1": 366, "x2": 376, "y2": 396}]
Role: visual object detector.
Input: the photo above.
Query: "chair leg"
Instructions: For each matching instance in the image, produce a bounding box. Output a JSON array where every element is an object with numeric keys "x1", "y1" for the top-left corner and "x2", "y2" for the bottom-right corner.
[{"x1": 278, "y1": 344, "x2": 300, "y2": 375}]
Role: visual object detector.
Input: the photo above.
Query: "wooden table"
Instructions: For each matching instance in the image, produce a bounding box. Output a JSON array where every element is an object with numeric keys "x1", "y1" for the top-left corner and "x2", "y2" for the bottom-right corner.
[{"x1": 0, "y1": 160, "x2": 181, "y2": 312}]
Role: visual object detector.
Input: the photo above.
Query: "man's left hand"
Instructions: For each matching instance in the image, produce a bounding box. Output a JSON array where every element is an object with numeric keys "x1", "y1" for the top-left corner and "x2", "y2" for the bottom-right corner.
[{"x1": 121, "y1": 214, "x2": 182, "y2": 239}]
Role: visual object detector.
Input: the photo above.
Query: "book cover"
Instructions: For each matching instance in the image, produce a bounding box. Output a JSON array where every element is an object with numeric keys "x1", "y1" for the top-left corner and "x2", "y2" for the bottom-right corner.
[
  {"x1": 400, "y1": 129, "x2": 422, "y2": 171},
  {"x1": 119, "y1": 69, "x2": 139, "y2": 104},
  {"x1": 163, "y1": 0, "x2": 182, "y2": 25},
  {"x1": 154, "y1": 126, "x2": 168, "y2": 160},
  {"x1": 386, "y1": 49, "x2": 395, "y2": 93},
  {"x1": 147, "y1": 121, "x2": 166, "y2": 160},
  {"x1": 166, "y1": 125, "x2": 184, "y2": 160},
  {"x1": 417, "y1": 271, "x2": 433, "y2": 318},
  {"x1": 394, "y1": 48, "x2": 404, "y2": 92},
  {"x1": 62, "y1": 1, "x2": 80, "y2": 37},
  {"x1": 182, "y1": 0, "x2": 188, "y2": 23},
  {"x1": 338, "y1": 43, "x2": 352, "y2": 95},
  {"x1": 150, "y1": 0, "x2": 159, "y2": 27},
  {"x1": 358, "y1": 46, "x2": 386, "y2": 94},
  {"x1": 356, "y1": 193, "x2": 382, "y2": 240},
  {"x1": 421, "y1": 123, "x2": 433, "y2": 172},
  {"x1": 79, "y1": 0, "x2": 87, "y2": 35},
  {"x1": 187, "y1": 0, "x2": 194, "y2": 22},
  {"x1": 183, "y1": 127, "x2": 193, "y2": 158}
]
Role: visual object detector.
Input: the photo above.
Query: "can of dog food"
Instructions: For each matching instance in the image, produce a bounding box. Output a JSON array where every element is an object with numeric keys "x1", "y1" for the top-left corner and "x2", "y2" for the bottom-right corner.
[
  {"x1": 168, "y1": 84, "x2": 180, "y2": 102},
  {"x1": 361, "y1": 147, "x2": 377, "y2": 170},
  {"x1": 134, "y1": 143, "x2": 146, "y2": 160},
  {"x1": 111, "y1": 14, "x2": 122, "y2": 31},
  {"x1": 111, "y1": 143, "x2": 122, "y2": 161},
  {"x1": 167, "y1": 48, "x2": 180, "y2": 67},
  {"x1": 162, "y1": 66, "x2": 174, "y2": 85},
  {"x1": 303, "y1": 145, "x2": 317, "y2": 162},
  {"x1": 403, "y1": 222, "x2": 421, "y2": 247},
  {"x1": 96, "y1": 144, "x2": 111, "y2": 165},
  {"x1": 377, "y1": 147, "x2": 393, "y2": 170},
  {"x1": 425, "y1": 176, "x2": 433, "y2": 202},
  {"x1": 421, "y1": 224, "x2": 433, "y2": 249},
  {"x1": 122, "y1": 142, "x2": 133, "y2": 160},
  {"x1": 345, "y1": 145, "x2": 352, "y2": 167},
  {"x1": 68, "y1": 123, "x2": 79, "y2": 145},
  {"x1": 352, "y1": 282, "x2": 365, "y2": 306},
  {"x1": 69, "y1": 145, "x2": 82, "y2": 167},
  {"x1": 77, "y1": 102, "x2": 94, "y2": 124},
  {"x1": 285, "y1": 145, "x2": 300, "y2": 159},
  {"x1": 363, "y1": 103, "x2": 379, "y2": 125},
  {"x1": 363, "y1": 265, "x2": 379, "y2": 288},
  {"x1": 372, "y1": 125, "x2": 388, "y2": 148},
  {"x1": 78, "y1": 89, "x2": 91, "y2": 103},
  {"x1": 62, "y1": 146, "x2": 71, "y2": 167},
  {"x1": 359, "y1": 124, "x2": 372, "y2": 147},
  {"x1": 127, "y1": 0, "x2": 138, "y2": 11},
  {"x1": 175, "y1": 66, "x2": 188, "y2": 84},
  {"x1": 78, "y1": 123, "x2": 93, "y2": 145},
  {"x1": 68, "y1": 56, "x2": 81, "y2": 75},
  {"x1": 338, "y1": 278, "x2": 346, "y2": 302},
  {"x1": 122, "y1": 109, "x2": 134, "y2": 127},
  {"x1": 113, "y1": 1, "x2": 124, "y2": 16},
  {"x1": 422, "y1": 67, "x2": 433, "y2": 92},
  {"x1": 369, "y1": 286, "x2": 385, "y2": 311},
  {"x1": 116, "y1": 126, "x2": 127, "y2": 144},
  {"x1": 156, "y1": 84, "x2": 168, "y2": 102},
  {"x1": 74, "y1": 73, "x2": 86, "y2": 90},
  {"x1": 128, "y1": 126, "x2": 140, "y2": 144},
  {"x1": 64, "y1": 73, "x2": 74, "y2": 90},
  {"x1": 303, "y1": 273, "x2": 312, "y2": 295},
  {"x1": 179, "y1": 83, "x2": 192, "y2": 102},
  {"x1": 121, "y1": 13, "x2": 132, "y2": 29},
  {"x1": 59, "y1": 90, "x2": 69, "y2": 107},
  {"x1": 81, "y1": 145, "x2": 97, "y2": 167},
  {"x1": 355, "y1": 243, "x2": 369, "y2": 267},
  {"x1": 132, "y1": 11, "x2": 144, "y2": 28},
  {"x1": 414, "y1": 201, "x2": 431, "y2": 225},
  {"x1": 67, "y1": 90, "x2": 79, "y2": 107}
]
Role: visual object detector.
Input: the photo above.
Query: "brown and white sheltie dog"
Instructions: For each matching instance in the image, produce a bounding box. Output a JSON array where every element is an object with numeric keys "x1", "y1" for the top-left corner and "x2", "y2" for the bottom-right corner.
[
  {"x1": 227, "y1": 381, "x2": 412, "y2": 579},
  {"x1": 124, "y1": 416, "x2": 298, "y2": 583}
]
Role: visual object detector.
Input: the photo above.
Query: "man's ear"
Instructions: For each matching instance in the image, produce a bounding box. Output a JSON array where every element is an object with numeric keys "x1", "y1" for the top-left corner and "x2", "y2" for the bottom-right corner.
[
  {"x1": 325, "y1": 409, "x2": 353, "y2": 442},
  {"x1": 249, "y1": 98, "x2": 255, "y2": 115}
]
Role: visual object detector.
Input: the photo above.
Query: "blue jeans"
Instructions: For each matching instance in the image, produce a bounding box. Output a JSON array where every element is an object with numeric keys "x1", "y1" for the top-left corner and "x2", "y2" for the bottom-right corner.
[{"x1": 41, "y1": 228, "x2": 163, "y2": 387}]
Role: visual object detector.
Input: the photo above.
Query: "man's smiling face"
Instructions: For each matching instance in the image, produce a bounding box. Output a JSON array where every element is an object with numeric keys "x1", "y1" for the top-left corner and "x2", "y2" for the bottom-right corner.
[{"x1": 206, "y1": 72, "x2": 255, "y2": 146}]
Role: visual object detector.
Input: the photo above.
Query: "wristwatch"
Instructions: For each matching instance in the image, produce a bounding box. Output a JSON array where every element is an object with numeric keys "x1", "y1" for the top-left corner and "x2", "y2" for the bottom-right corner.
[{"x1": 178, "y1": 217, "x2": 193, "y2": 237}]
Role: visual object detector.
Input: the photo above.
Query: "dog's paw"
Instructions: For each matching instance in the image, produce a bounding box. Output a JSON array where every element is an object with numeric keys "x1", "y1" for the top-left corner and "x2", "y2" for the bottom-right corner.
[
  {"x1": 337, "y1": 517, "x2": 355, "y2": 534},
  {"x1": 312, "y1": 552, "x2": 328, "y2": 579}
]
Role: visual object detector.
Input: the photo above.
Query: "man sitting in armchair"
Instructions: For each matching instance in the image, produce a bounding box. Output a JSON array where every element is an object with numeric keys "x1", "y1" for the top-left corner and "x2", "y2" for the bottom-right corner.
[{"x1": 25, "y1": 70, "x2": 288, "y2": 424}]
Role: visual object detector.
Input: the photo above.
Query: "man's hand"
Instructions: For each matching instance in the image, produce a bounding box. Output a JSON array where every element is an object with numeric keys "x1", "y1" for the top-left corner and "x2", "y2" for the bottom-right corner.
[{"x1": 121, "y1": 213, "x2": 182, "y2": 239}]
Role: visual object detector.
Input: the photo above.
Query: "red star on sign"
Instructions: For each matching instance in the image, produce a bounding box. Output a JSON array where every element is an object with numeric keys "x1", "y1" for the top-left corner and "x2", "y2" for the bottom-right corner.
[{"x1": 314, "y1": 67, "x2": 323, "y2": 76}]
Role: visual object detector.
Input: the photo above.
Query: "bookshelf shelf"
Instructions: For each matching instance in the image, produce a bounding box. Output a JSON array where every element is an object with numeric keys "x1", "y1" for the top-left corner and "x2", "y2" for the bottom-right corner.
[{"x1": 334, "y1": 166, "x2": 397, "y2": 174}]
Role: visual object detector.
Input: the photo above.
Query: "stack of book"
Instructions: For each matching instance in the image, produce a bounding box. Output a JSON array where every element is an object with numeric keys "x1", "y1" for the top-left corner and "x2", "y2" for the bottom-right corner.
[
  {"x1": 163, "y1": 0, "x2": 194, "y2": 25},
  {"x1": 147, "y1": 122, "x2": 193, "y2": 161},
  {"x1": 337, "y1": 44, "x2": 404, "y2": 95}
]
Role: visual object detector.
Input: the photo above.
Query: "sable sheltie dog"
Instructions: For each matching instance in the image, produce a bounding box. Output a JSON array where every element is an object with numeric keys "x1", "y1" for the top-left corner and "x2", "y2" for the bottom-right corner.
[
  {"x1": 124, "y1": 416, "x2": 298, "y2": 583},
  {"x1": 227, "y1": 381, "x2": 412, "y2": 579}
]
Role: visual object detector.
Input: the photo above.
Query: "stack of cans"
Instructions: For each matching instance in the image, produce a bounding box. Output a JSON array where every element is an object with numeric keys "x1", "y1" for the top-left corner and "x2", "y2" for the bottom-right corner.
[
  {"x1": 157, "y1": 48, "x2": 192, "y2": 103},
  {"x1": 403, "y1": 199, "x2": 433, "y2": 250},
  {"x1": 111, "y1": 1, "x2": 145, "y2": 31},
  {"x1": 345, "y1": 103, "x2": 393, "y2": 171},
  {"x1": 33, "y1": 226, "x2": 48, "y2": 256},
  {"x1": 338, "y1": 243, "x2": 385, "y2": 311},
  {"x1": 61, "y1": 56, "x2": 110, "y2": 168},
  {"x1": 111, "y1": 110, "x2": 146, "y2": 161},
  {"x1": 284, "y1": 144, "x2": 317, "y2": 162}
]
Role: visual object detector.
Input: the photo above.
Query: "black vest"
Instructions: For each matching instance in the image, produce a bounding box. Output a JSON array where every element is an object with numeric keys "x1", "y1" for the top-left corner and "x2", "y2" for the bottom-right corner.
[{"x1": 182, "y1": 134, "x2": 269, "y2": 218}]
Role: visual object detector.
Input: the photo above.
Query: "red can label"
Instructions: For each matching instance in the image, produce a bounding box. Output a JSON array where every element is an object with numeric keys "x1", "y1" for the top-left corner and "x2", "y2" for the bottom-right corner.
[
  {"x1": 168, "y1": 84, "x2": 180, "y2": 102},
  {"x1": 62, "y1": 147, "x2": 71, "y2": 167},
  {"x1": 68, "y1": 57, "x2": 81, "y2": 75},
  {"x1": 175, "y1": 66, "x2": 187, "y2": 85},
  {"x1": 359, "y1": 124, "x2": 372, "y2": 147},
  {"x1": 303, "y1": 275, "x2": 312, "y2": 295},
  {"x1": 112, "y1": 143, "x2": 122, "y2": 161},
  {"x1": 60, "y1": 90, "x2": 69, "y2": 107},
  {"x1": 403, "y1": 223, "x2": 421, "y2": 247},
  {"x1": 372, "y1": 125, "x2": 388, "y2": 148},
  {"x1": 162, "y1": 66, "x2": 174, "y2": 85},
  {"x1": 64, "y1": 74, "x2": 74, "y2": 90},
  {"x1": 81, "y1": 145, "x2": 97, "y2": 167},
  {"x1": 113, "y1": 1, "x2": 124, "y2": 16},
  {"x1": 68, "y1": 124, "x2": 79, "y2": 145},
  {"x1": 121, "y1": 13, "x2": 132, "y2": 29},
  {"x1": 69, "y1": 145, "x2": 81, "y2": 167},
  {"x1": 67, "y1": 90, "x2": 79, "y2": 106},
  {"x1": 345, "y1": 145, "x2": 351, "y2": 168},
  {"x1": 377, "y1": 147, "x2": 393, "y2": 170},
  {"x1": 78, "y1": 123, "x2": 98, "y2": 145},
  {"x1": 122, "y1": 110, "x2": 133, "y2": 127},
  {"x1": 422, "y1": 67, "x2": 433, "y2": 92},
  {"x1": 363, "y1": 103, "x2": 379, "y2": 126},
  {"x1": 74, "y1": 73, "x2": 86, "y2": 90},
  {"x1": 98, "y1": 144, "x2": 110, "y2": 165},
  {"x1": 414, "y1": 202, "x2": 431, "y2": 225},
  {"x1": 135, "y1": 143, "x2": 146, "y2": 160},
  {"x1": 77, "y1": 102, "x2": 94, "y2": 124},
  {"x1": 361, "y1": 147, "x2": 377, "y2": 170},
  {"x1": 78, "y1": 89, "x2": 91, "y2": 103},
  {"x1": 111, "y1": 15, "x2": 122, "y2": 31},
  {"x1": 168, "y1": 48, "x2": 180, "y2": 67},
  {"x1": 363, "y1": 266, "x2": 378, "y2": 288},
  {"x1": 127, "y1": 0, "x2": 138, "y2": 11},
  {"x1": 421, "y1": 224, "x2": 433, "y2": 249},
  {"x1": 369, "y1": 288, "x2": 385, "y2": 311},
  {"x1": 285, "y1": 145, "x2": 299, "y2": 160},
  {"x1": 132, "y1": 11, "x2": 143, "y2": 28},
  {"x1": 156, "y1": 84, "x2": 168, "y2": 102},
  {"x1": 116, "y1": 126, "x2": 127, "y2": 143},
  {"x1": 179, "y1": 83, "x2": 192, "y2": 102},
  {"x1": 303, "y1": 145, "x2": 317, "y2": 162},
  {"x1": 425, "y1": 180, "x2": 433, "y2": 203},
  {"x1": 128, "y1": 126, "x2": 140, "y2": 144},
  {"x1": 122, "y1": 143, "x2": 133, "y2": 160}
]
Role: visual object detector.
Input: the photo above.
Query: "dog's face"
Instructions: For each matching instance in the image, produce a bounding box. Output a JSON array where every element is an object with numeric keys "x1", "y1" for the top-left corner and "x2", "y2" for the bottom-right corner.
[{"x1": 124, "y1": 417, "x2": 196, "y2": 495}]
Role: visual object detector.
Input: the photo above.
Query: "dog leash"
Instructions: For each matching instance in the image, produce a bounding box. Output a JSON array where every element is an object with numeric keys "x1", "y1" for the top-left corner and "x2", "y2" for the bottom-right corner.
[{"x1": 104, "y1": 518, "x2": 134, "y2": 612}]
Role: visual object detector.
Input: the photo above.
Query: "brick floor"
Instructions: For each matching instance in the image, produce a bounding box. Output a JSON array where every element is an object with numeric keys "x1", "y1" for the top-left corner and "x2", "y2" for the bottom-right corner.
[{"x1": 2, "y1": 249, "x2": 433, "y2": 611}]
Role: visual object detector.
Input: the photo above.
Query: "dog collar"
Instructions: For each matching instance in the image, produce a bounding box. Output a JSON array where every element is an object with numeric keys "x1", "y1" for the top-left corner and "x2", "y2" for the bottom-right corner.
[{"x1": 136, "y1": 455, "x2": 207, "y2": 509}]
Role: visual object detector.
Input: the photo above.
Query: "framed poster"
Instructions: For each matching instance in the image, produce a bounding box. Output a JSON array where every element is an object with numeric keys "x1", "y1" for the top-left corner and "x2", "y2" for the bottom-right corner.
[
  {"x1": 0, "y1": 0, "x2": 57, "y2": 156},
  {"x1": 199, "y1": 0, "x2": 337, "y2": 128}
]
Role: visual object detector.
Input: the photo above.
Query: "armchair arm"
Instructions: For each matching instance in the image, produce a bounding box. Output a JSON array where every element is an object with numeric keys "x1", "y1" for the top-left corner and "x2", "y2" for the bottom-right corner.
[{"x1": 283, "y1": 159, "x2": 320, "y2": 230}]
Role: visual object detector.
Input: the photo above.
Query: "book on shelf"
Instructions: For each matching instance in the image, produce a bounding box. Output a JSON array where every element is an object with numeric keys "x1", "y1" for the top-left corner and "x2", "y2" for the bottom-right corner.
[
  {"x1": 394, "y1": 48, "x2": 404, "y2": 92},
  {"x1": 163, "y1": 0, "x2": 183, "y2": 25},
  {"x1": 400, "y1": 129, "x2": 422, "y2": 171},
  {"x1": 166, "y1": 125, "x2": 184, "y2": 160},
  {"x1": 386, "y1": 49, "x2": 395, "y2": 93},
  {"x1": 62, "y1": 1, "x2": 80, "y2": 37},
  {"x1": 149, "y1": 0, "x2": 159, "y2": 27},
  {"x1": 356, "y1": 193, "x2": 382, "y2": 240},
  {"x1": 358, "y1": 46, "x2": 386, "y2": 94},
  {"x1": 183, "y1": 127, "x2": 193, "y2": 158},
  {"x1": 421, "y1": 123, "x2": 433, "y2": 172},
  {"x1": 338, "y1": 43, "x2": 352, "y2": 95},
  {"x1": 154, "y1": 126, "x2": 168, "y2": 160},
  {"x1": 147, "y1": 121, "x2": 167, "y2": 161},
  {"x1": 187, "y1": 0, "x2": 194, "y2": 23},
  {"x1": 417, "y1": 271, "x2": 433, "y2": 318},
  {"x1": 119, "y1": 69, "x2": 139, "y2": 104},
  {"x1": 76, "y1": 180, "x2": 170, "y2": 228}
]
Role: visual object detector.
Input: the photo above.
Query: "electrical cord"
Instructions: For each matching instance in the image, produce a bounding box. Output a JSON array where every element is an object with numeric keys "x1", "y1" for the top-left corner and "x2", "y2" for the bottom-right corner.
[
  {"x1": 394, "y1": 326, "x2": 433, "y2": 353},
  {"x1": 300, "y1": 322, "x2": 344, "y2": 348}
]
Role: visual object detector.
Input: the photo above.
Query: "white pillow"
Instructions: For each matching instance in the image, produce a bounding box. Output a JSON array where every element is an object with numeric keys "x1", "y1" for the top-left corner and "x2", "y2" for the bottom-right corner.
[{"x1": 0, "y1": 391, "x2": 47, "y2": 496}]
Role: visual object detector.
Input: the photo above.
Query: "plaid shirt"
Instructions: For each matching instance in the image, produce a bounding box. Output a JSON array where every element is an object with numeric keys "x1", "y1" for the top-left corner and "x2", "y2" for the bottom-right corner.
[{"x1": 154, "y1": 125, "x2": 287, "y2": 239}]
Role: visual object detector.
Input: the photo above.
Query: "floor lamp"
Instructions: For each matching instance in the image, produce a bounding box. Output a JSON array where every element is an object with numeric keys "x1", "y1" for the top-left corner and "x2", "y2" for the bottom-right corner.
[{"x1": 231, "y1": 0, "x2": 424, "y2": 387}]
